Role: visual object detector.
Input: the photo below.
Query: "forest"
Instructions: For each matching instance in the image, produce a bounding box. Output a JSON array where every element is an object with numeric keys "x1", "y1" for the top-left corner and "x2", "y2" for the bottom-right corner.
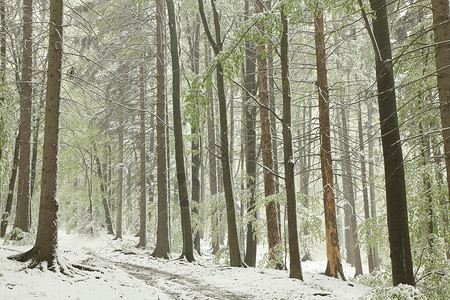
[{"x1": 0, "y1": 0, "x2": 449, "y2": 299}]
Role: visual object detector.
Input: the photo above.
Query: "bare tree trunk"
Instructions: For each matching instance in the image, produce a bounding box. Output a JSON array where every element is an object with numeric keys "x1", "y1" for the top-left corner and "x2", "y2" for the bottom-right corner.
[
  {"x1": 205, "y1": 42, "x2": 220, "y2": 254},
  {"x1": 243, "y1": 0, "x2": 258, "y2": 267},
  {"x1": 9, "y1": 0, "x2": 68, "y2": 272},
  {"x1": 93, "y1": 144, "x2": 114, "y2": 235},
  {"x1": 255, "y1": 0, "x2": 282, "y2": 268},
  {"x1": 114, "y1": 105, "x2": 124, "y2": 240},
  {"x1": 340, "y1": 105, "x2": 363, "y2": 276},
  {"x1": 137, "y1": 64, "x2": 147, "y2": 248},
  {"x1": 280, "y1": 5, "x2": 303, "y2": 280},
  {"x1": 431, "y1": 0, "x2": 450, "y2": 202},
  {"x1": 367, "y1": 101, "x2": 380, "y2": 268},
  {"x1": 363, "y1": 0, "x2": 415, "y2": 286},
  {"x1": 15, "y1": 0, "x2": 34, "y2": 232},
  {"x1": 152, "y1": 0, "x2": 170, "y2": 259},
  {"x1": 1, "y1": 133, "x2": 20, "y2": 237},
  {"x1": 167, "y1": 0, "x2": 194, "y2": 262},
  {"x1": 198, "y1": 0, "x2": 242, "y2": 267},
  {"x1": 314, "y1": 6, "x2": 345, "y2": 279},
  {"x1": 358, "y1": 103, "x2": 374, "y2": 272}
]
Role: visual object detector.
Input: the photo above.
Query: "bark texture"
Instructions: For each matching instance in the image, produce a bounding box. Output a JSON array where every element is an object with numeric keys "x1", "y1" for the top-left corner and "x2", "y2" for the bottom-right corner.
[
  {"x1": 280, "y1": 5, "x2": 303, "y2": 280},
  {"x1": 369, "y1": 0, "x2": 414, "y2": 286},
  {"x1": 314, "y1": 8, "x2": 345, "y2": 279}
]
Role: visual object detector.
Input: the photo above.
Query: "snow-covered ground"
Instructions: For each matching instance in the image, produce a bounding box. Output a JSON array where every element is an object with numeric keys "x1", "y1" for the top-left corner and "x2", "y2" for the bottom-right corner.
[{"x1": 0, "y1": 232, "x2": 371, "y2": 299}]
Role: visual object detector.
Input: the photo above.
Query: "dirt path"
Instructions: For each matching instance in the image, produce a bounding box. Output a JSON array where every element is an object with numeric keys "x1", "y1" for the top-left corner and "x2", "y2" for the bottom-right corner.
[{"x1": 109, "y1": 260, "x2": 254, "y2": 299}]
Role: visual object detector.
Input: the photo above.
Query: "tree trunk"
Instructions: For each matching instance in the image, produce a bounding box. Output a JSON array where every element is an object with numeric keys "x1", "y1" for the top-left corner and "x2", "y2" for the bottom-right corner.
[
  {"x1": 358, "y1": 103, "x2": 374, "y2": 272},
  {"x1": 15, "y1": 0, "x2": 34, "y2": 233},
  {"x1": 368, "y1": 0, "x2": 414, "y2": 286},
  {"x1": 198, "y1": 0, "x2": 242, "y2": 267},
  {"x1": 167, "y1": 0, "x2": 194, "y2": 262},
  {"x1": 314, "y1": 7, "x2": 345, "y2": 279},
  {"x1": 367, "y1": 101, "x2": 380, "y2": 268},
  {"x1": 189, "y1": 17, "x2": 202, "y2": 255},
  {"x1": 93, "y1": 144, "x2": 114, "y2": 235},
  {"x1": 431, "y1": 0, "x2": 450, "y2": 201},
  {"x1": 280, "y1": 5, "x2": 303, "y2": 280},
  {"x1": 255, "y1": 0, "x2": 282, "y2": 268},
  {"x1": 243, "y1": 0, "x2": 258, "y2": 267},
  {"x1": 205, "y1": 42, "x2": 220, "y2": 254},
  {"x1": 1, "y1": 133, "x2": 20, "y2": 237},
  {"x1": 152, "y1": 0, "x2": 170, "y2": 259},
  {"x1": 340, "y1": 105, "x2": 363, "y2": 276},
  {"x1": 9, "y1": 0, "x2": 68, "y2": 272},
  {"x1": 137, "y1": 64, "x2": 147, "y2": 248},
  {"x1": 114, "y1": 105, "x2": 124, "y2": 240}
]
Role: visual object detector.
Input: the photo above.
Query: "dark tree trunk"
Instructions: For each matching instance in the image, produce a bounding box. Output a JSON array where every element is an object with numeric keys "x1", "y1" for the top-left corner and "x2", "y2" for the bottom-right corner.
[
  {"x1": 152, "y1": 0, "x2": 171, "y2": 258},
  {"x1": 314, "y1": 7, "x2": 345, "y2": 279},
  {"x1": 137, "y1": 64, "x2": 147, "y2": 248},
  {"x1": 198, "y1": 0, "x2": 242, "y2": 267},
  {"x1": 431, "y1": 0, "x2": 450, "y2": 203},
  {"x1": 9, "y1": 0, "x2": 68, "y2": 272},
  {"x1": 166, "y1": 0, "x2": 194, "y2": 262},
  {"x1": 15, "y1": 0, "x2": 34, "y2": 232},
  {"x1": 243, "y1": 0, "x2": 258, "y2": 267},
  {"x1": 93, "y1": 144, "x2": 114, "y2": 235},
  {"x1": 280, "y1": 5, "x2": 303, "y2": 280},
  {"x1": 368, "y1": 0, "x2": 415, "y2": 286},
  {"x1": 1, "y1": 133, "x2": 20, "y2": 237}
]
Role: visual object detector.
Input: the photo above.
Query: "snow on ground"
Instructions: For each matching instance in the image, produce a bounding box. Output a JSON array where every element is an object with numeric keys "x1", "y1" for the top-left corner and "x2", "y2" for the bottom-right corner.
[{"x1": 0, "y1": 232, "x2": 370, "y2": 299}]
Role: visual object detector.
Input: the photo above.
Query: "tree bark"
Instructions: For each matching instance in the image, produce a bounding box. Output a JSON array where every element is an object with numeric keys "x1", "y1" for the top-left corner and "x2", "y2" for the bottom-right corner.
[
  {"x1": 198, "y1": 0, "x2": 242, "y2": 267},
  {"x1": 243, "y1": 0, "x2": 258, "y2": 267},
  {"x1": 358, "y1": 104, "x2": 374, "y2": 272},
  {"x1": 15, "y1": 0, "x2": 34, "y2": 232},
  {"x1": 280, "y1": 5, "x2": 303, "y2": 280},
  {"x1": 9, "y1": 0, "x2": 68, "y2": 272},
  {"x1": 114, "y1": 105, "x2": 124, "y2": 240},
  {"x1": 431, "y1": 0, "x2": 450, "y2": 201},
  {"x1": 0, "y1": 133, "x2": 20, "y2": 237},
  {"x1": 368, "y1": 0, "x2": 414, "y2": 286},
  {"x1": 255, "y1": 0, "x2": 282, "y2": 268},
  {"x1": 167, "y1": 0, "x2": 195, "y2": 262},
  {"x1": 137, "y1": 63, "x2": 147, "y2": 248},
  {"x1": 152, "y1": 0, "x2": 171, "y2": 259},
  {"x1": 314, "y1": 7, "x2": 345, "y2": 279},
  {"x1": 340, "y1": 105, "x2": 363, "y2": 276}
]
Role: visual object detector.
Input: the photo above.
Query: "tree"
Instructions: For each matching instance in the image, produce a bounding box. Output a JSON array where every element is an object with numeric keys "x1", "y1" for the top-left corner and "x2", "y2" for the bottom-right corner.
[
  {"x1": 166, "y1": 0, "x2": 195, "y2": 262},
  {"x1": 152, "y1": 0, "x2": 171, "y2": 258},
  {"x1": 198, "y1": 0, "x2": 242, "y2": 267},
  {"x1": 360, "y1": 0, "x2": 415, "y2": 286},
  {"x1": 431, "y1": 0, "x2": 450, "y2": 202},
  {"x1": 314, "y1": 5, "x2": 345, "y2": 279},
  {"x1": 255, "y1": 0, "x2": 282, "y2": 268},
  {"x1": 9, "y1": 0, "x2": 68, "y2": 272},
  {"x1": 280, "y1": 4, "x2": 303, "y2": 280},
  {"x1": 340, "y1": 104, "x2": 362, "y2": 276},
  {"x1": 137, "y1": 64, "x2": 147, "y2": 248},
  {"x1": 114, "y1": 104, "x2": 124, "y2": 240},
  {"x1": 243, "y1": 0, "x2": 258, "y2": 267},
  {"x1": 0, "y1": 133, "x2": 20, "y2": 237},
  {"x1": 15, "y1": 0, "x2": 34, "y2": 232}
]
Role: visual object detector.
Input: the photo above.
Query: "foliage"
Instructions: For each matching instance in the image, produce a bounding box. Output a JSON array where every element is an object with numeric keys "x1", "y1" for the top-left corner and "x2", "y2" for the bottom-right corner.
[
  {"x1": 3, "y1": 228, "x2": 35, "y2": 246},
  {"x1": 360, "y1": 283, "x2": 427, "y2": 300}
]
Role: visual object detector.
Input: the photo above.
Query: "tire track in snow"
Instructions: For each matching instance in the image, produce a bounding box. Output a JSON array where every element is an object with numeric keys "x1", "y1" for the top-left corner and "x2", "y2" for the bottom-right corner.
[{"x1": 110, "y1": 260, "x2": 254, "y2": 300}]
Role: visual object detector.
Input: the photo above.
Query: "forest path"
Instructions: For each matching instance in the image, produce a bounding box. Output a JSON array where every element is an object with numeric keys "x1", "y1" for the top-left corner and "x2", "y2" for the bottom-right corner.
[{"x1": 110, "y1": 259, "x2": 254, "y2": 299}]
